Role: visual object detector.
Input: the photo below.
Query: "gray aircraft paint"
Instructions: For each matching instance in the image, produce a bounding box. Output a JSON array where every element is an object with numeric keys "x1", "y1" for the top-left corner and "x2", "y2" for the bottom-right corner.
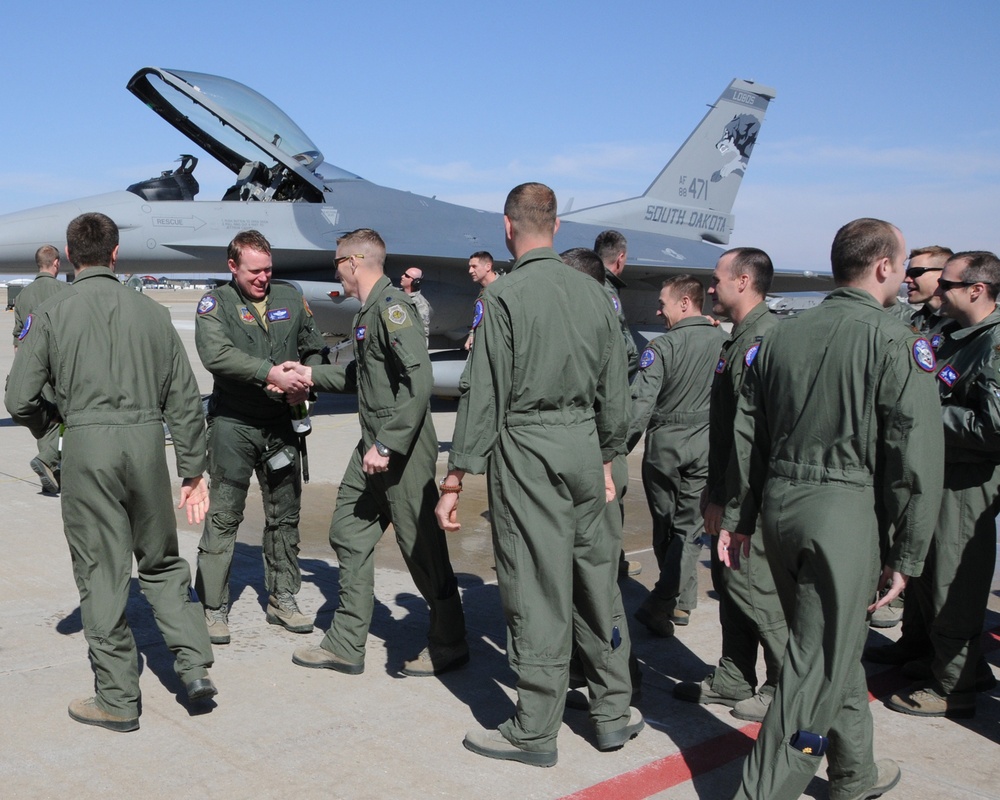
[{"x1": 0, "y1": 69, "x2": 829, "y2": 353}]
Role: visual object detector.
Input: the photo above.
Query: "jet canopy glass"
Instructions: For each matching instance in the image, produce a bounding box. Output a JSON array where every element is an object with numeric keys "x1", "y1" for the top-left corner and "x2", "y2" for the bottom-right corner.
[{"x1": 128, "y1": 67, "x2": 355, "y2": 202}]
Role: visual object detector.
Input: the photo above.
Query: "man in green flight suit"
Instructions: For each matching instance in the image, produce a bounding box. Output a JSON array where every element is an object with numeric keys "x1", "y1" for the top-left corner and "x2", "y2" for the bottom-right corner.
[
  {"x1": 5, "y1": 212, "x2": 217, "y2": 732},
  {"x1": 195, "y1": 230, "x2": 328, "y2": 644},
  {"x1": 595, "y1": 230, "x2": 640, "y2": 382},
  {"x1": 463, "y1": 250, "x2": 500, "y2": 351},
  {"x1": 12, "y1": 244, "x2": 69, "y2": 494},
  {"x1": 874, "y1": 245, "x2": 955, "y2": 631},
  {"x1": 887, "y1": 250, "x2": 1000, "y2": 718},
  {"x1": 437, "y1": 183, "x2": 642, "y2": 767},
  {"x1": 559, "y1": 246, "x2": 643, "y2": 711},
  {"x1": 289, "y1": 228, "x2": 467, "y2": 676},
  {"x1": 886, "y1": 245, "x2": 954, "y2": 342},
  {"x1": 628, "y1": 275, "x2": 722, "y2": 636},
  {"x1": 675, "y1": 247, "x2": 787, "y2": 723},
  {"x1": 719, "y1": 218, "x2": 944, "y2": 800},
  {"x1": 594, "y1": 230, "x2": 642, "y2": 579}
]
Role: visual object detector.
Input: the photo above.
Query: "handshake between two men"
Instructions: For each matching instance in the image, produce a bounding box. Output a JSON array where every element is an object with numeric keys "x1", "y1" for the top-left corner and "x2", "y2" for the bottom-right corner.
[
  {"x1": 267, "y1": 361, "x2": 391, "y2": 477},
  {"x1": 267, "y1": 361, "x2": 313, "y2": 405}
]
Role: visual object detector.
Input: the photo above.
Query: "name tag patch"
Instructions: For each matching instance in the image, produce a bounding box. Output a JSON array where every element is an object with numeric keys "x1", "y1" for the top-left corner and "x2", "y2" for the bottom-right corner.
[
  {"x1": 267, "y1": 308, "x2": 290, "y2": 322},
  {"x1": 938, "y1": 364, "x2": 959, "y2": 386}
]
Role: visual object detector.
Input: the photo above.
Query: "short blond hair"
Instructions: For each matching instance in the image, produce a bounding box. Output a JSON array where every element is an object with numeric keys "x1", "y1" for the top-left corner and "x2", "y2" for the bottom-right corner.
[{"x1": 337, "y1": 228, "x2": 386, "y2": 268}]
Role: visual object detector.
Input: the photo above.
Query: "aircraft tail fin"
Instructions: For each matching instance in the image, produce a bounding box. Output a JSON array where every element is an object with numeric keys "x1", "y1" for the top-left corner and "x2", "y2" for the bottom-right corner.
[{"x1": 560, "y1": 79, "x2": 775, "y2": 245}]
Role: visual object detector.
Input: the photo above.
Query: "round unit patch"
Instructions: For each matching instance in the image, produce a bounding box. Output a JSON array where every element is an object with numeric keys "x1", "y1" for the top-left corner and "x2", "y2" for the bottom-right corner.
[
  {"x1": 472, "y1": 299, "x2": 484, "y2": 329},
  {"x1": 197, "y1": 295, "x2": 217, "y2": 315},
  {"x1": 912, "y1": 338, "x2": 936, "y2": 372},
  {"x1": 639, "y1": 348, "x2": 656, "y2": 369},
  {"x1": 18, "y1": 314, "x2": 33, "y2": 340}
]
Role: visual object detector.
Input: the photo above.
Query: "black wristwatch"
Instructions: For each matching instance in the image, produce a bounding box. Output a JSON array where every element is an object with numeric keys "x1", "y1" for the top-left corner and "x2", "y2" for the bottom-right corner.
[{"x1": 374, "y1": 440, "x2": 391, "y2": 457}]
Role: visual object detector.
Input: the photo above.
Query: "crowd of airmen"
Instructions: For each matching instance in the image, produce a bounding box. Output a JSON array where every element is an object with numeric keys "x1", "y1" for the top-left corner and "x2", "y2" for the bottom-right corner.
[{"x1": 5, "y1": 184, "x2": 999, "y2": 800}]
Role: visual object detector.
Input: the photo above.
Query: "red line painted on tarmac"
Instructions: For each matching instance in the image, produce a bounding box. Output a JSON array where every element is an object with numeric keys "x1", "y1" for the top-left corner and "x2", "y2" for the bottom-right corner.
[
  {"x1": 562, "y1": 722, "x2": 761, "y2": 800},
  {"x1": 564, "y1": 624, "x2": 1000, "y2": 800}
]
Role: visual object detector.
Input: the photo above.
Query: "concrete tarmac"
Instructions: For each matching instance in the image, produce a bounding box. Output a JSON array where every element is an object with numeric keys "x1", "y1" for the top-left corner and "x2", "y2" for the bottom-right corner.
[{"x1": 1, "y1": 288, "x2": 998, "y2": 799}]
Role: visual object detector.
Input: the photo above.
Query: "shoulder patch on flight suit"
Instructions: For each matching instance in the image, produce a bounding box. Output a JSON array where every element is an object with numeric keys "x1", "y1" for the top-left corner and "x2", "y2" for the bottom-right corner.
[
  {"x1": 639, "y1": 348, "x2": 656, "y2": 369},
  {"x1": 938, "y1": 364, "x2": 958, "y2": 387},
  {"x1": 18, "y1": 314, "x2": 33, "y2": 340},
  {"x1": 303, "y1": 297, "x2": 313, "y2": 317},
  {"x1": 197, "y1": 295, "x2": 217, "y2": 315},
  {"x1": 383, "y1": 303, "x2": 412, "y2": 331},
  {"x1": 472, "y1": 299, "x2": 484, "y2": 329},
  {"x1": 912, "y1": 338, "x2": 936, "y2": 372},
  {"x1": 745, "y1": 344, "x2": 760, "y2": 366},
  {"x1": 266, "y1": 308, "x2": 290, "y2": 323},
  {"x1": 239, "y1": 306, "x2": 255, "y2": 324}
]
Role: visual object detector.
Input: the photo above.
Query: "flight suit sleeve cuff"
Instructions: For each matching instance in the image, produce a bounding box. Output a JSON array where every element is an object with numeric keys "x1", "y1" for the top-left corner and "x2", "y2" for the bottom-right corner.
[
  {"x1": 372, "y1": 433, "x2": 408, "y2": 455},
  {"x1": 448, "y1": 451, "x2": 488, "y2": 475},
  {"x1": 720, "y1": 503, "x2": 756, "y2": 536},
  {"x1": 254, "y1": 361, "x2": 273, "y2": 385},
  {"x1": 887, "y1": 539, "x2": 926, "y2": 579},
  {"x1": 720, "y1": 509, "x2": 739, "y2": 531},
  {"x1": 175, "y1": 454, "x2": 207, "y2": 478},
  {"x1": 600, "y1": 444, "x2": 625, "y2": 463},
  {"x1": 706, "y1": 486, "x2": 726, "y2": 506}
]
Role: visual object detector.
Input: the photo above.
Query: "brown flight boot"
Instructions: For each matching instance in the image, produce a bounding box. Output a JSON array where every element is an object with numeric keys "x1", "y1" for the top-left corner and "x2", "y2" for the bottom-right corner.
[
  {"x1": 266, "y1": 592, "x2": 313, "y2": 633},
  {"x1": 68, "y1": 697, "x2": 138, "y2": 733}
]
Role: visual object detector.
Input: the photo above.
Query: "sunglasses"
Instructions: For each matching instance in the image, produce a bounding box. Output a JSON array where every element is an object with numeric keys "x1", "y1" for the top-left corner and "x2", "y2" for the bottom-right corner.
[
  {"x1": 937, "y1": 278, "x2": 980, "y2": 291},
  {"x1": 905, "y1": 266, "x2": 942, "y2": 279},
  {"x1": 335, "y1": 253, "x2": 365, "y2": 266}
]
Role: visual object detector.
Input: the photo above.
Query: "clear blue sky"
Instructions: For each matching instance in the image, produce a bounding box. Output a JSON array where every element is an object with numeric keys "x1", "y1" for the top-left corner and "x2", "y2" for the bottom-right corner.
[{"x1": 1, "y1": 1, "x2": 997, "y2": 274}]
